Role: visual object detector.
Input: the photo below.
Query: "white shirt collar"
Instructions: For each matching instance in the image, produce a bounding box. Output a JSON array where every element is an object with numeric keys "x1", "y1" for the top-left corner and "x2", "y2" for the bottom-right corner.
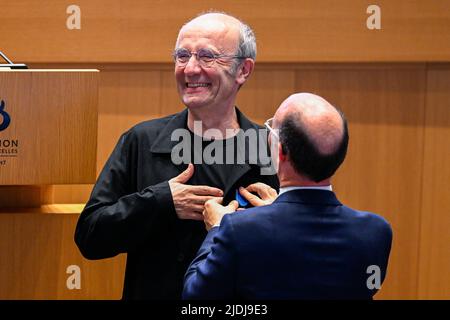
[{"x1": 278, "y1": 185, "x2": 332, "y2": 196}]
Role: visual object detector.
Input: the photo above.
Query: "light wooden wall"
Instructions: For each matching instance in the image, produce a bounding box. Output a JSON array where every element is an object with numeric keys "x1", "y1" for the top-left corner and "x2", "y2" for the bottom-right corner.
[
  {"x1": 417, "y1": 67, "x2": 450, "y2": 299},
  {"x1": 0, "y1": 0, "x2": 449, "y2": 300},
  {"x1": 1, "y1": 1, "x2": 450, "y2": 62}
]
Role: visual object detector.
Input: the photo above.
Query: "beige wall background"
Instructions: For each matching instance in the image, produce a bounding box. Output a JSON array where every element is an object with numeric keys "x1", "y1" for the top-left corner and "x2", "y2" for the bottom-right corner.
[{"x1": 0, "y1": 0, "x2": 449, "y2": 299}]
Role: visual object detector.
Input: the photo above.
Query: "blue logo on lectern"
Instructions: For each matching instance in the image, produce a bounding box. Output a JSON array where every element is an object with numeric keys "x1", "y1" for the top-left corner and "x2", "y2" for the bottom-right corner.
[{"x1": 0, "y1": 100, "x2": 11, "y2": 131}]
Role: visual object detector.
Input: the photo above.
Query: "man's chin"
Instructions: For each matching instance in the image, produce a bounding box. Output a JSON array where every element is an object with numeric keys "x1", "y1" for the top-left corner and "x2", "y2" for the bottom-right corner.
[{"x1": 183, "y1": 98, "x2": 209, "y2": 110}]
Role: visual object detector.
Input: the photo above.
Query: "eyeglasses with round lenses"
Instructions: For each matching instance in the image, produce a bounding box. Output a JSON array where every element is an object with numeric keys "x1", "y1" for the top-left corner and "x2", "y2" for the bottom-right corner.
[{"x1": 173, "y1": 48, "x2": 246, "y2": 68}]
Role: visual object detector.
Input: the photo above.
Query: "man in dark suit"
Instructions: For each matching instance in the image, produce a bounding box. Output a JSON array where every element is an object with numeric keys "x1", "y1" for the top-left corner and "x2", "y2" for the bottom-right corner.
[{"x1": 183, "y1": 93, "x2": 393, "y2": 299}]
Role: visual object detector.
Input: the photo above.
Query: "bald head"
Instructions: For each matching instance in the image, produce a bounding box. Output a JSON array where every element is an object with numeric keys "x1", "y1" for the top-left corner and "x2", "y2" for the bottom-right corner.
[
  {"x1": 275, "y1": 93, "x2": 345, "y2": 155},
  {"x1": 275, "y1": 93, "x2": 349, "y2": 182},
  {"x1": 177, "y1": 13, "x2": 241, "y2": 49},
  {"x1": 181, "y1": 13, "x2": 242, "y2": 33}
]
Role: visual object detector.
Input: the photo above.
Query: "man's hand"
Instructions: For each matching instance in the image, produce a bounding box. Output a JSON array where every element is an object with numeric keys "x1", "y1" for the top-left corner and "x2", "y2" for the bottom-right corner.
[
  {"x1": 239, "y1": 182, "x2": 278, "y2": 207},
  {"x1": 203, "y1": 198, "x2": 239, "y2": 231},
  {"x1": 169, "y1": 164, "x2": 224, "y2": 221}
]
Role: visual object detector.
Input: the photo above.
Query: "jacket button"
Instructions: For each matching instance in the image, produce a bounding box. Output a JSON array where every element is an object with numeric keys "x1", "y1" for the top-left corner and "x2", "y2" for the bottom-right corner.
[{"x1": 177, "y1": 253, "x2": 185, "y2": 262}]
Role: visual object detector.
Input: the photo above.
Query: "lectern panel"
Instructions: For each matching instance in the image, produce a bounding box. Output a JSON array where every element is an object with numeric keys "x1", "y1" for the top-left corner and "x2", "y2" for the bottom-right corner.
[{"x1": 0, "y1": 70, "x2": 98, "y2": 185}]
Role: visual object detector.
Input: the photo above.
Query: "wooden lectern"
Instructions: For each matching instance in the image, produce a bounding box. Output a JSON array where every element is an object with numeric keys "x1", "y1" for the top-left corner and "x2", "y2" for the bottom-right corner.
[
  {"x1": 0, "y1": 69, "x2": 98, "y2": 206},
  {"x1": 0, "y1": 70, "x2": 122, "y2": 299}
]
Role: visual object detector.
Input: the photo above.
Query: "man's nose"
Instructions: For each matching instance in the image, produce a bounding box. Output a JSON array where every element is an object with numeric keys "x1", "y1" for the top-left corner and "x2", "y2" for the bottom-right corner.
[{"x1": 184, "y1": 55, "x2": 202, "y2": 75}]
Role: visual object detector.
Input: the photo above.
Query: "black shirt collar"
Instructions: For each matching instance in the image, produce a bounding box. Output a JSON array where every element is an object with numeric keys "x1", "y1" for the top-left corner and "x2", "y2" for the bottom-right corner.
[{"x1": 150, "y1": 107, "x2": 262, "y2": 154}]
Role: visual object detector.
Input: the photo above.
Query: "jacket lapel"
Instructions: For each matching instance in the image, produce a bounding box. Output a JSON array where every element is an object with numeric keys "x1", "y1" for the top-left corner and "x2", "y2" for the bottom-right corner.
[{"x1": 150, "y1": 109, "x2": 189, "y2": 154}]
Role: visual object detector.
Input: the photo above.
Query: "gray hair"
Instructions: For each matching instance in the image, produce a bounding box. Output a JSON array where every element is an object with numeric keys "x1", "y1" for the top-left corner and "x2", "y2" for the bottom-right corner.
[{"x1": 231, "y1": 19, "x2": 257, "y2": 74}]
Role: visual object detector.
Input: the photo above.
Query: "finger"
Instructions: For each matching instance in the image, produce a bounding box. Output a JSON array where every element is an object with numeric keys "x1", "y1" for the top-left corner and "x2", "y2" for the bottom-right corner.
[
  {"x1": 210, "y1": 197, "x2": 223, "y2": 204},
  {"x1": 260, "y1": 186, "x2": 276, "y2": 198},
  {"x1": 226, "y1": 200, "x2": 239, "y2": 211},
  {"x1": 192, "y1": 204, "x2": 207, "y2": 213},
  {"x1": 177, "y1": 210, "x2": 203, "y2": 220},
  {"x1": 256, "y1": 182, "x2": 272, "y2": 191},
  {"x1": 204, "y1": 221, "x2": 212, "y2": 231},
  {"x1": 179, "y1": 205, "x2": 206, "y2": 215},
  {"x1": 245, "y1": 183, "x2": 266, "y2": 195},
  {"x1": 190, "y1": 186, "x2": 224, "y2": 196},
  {"x1": 204, "y1": 198, "x2": 224, "y2": 210},
  {"x1": 246, "y1": 183, "x2": 275, "y2": 198},
  {"x1": 269, "y1": 188, "x2": 278, "y2": 198},
  {"x1": 171, "y1": 163, "x2": 194, "y2": 184},
  {"x1": 239, "y1": 187, "x2": 264, "y2": 207},
  {"x1": 192, "y1": 196, "x2": 221, "y2": 205},
  {"x1": 184, "y1": 212, "x2": 204, "y2": 221}
]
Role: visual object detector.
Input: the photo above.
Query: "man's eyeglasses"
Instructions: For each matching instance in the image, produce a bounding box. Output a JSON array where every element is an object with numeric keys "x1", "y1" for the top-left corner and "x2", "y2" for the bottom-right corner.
[
  {"x1": 264, "y1": 118, "x2": 279, "y2": 139},
  {"x1": 173, "y1": 48, "x2": 246, "y2": 68}
]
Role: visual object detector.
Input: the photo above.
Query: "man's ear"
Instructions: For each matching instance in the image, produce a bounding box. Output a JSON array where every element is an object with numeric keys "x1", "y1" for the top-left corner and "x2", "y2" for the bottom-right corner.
[
  {"x1": 279, "y1": 143, "x2": 288, "y2": 162},
  {"x1": 236, "y1": 58, "x2": 255, "y2": 85}
]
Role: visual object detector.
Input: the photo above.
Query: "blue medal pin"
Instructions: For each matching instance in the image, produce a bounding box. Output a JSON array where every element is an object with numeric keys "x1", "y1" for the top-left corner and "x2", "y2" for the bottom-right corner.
[{"x1": 235, "y1": 189, "x2": 249, "y2": 208}]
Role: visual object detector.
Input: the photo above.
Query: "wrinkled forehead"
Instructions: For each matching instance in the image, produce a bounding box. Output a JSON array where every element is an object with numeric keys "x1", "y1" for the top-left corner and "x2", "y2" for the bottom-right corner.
[{"x1": 176, "y1": 15, "x2": 240, "y2": 50}]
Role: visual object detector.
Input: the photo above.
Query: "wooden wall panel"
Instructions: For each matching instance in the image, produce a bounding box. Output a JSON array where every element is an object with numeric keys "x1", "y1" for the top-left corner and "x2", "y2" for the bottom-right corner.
[
  {"x1": 417, "y1": 66, "x2": 450, "y2": 299},
  {"x1": 236, "y1": 69, "x2": 296, "y2": 124},
  {"x1": 1, "y1": 1, "x2": 450, "y2": 63},
  {"x1": 96, "y1": 69, "x2": 162, "y2": 166},
  {"x1": 0, "y1": 212, "x2": 125, "y2": 299},
  {"x1": 160, "y1": 69, "x2": 185, "y2": 115},
  {"x1": 294, "y1": 65, "x2": 427, "y2": 299}
]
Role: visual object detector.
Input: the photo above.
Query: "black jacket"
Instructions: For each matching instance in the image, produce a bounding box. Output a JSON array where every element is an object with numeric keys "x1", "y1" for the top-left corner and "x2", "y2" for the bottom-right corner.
[{"x1": 74, "y1": 108, "x2": 279, "y2": 299}]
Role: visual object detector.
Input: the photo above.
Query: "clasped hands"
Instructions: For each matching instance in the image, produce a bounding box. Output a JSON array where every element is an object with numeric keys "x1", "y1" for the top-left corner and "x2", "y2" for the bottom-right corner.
[{"x1": 168, "y1": 164, "x2": 277, "y2": 231}]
